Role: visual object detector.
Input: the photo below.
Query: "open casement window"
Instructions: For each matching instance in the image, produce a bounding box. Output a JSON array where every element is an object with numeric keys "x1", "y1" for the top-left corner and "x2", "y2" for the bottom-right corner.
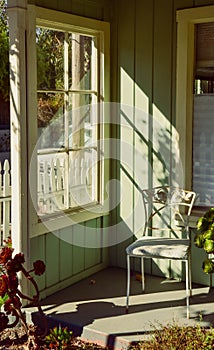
[
  {"x1": 176, "y1": 6, "x2": 214, "y2": 209},
  {"x1": 27, "y1": 6, "x2": 110, "y2": 234}
]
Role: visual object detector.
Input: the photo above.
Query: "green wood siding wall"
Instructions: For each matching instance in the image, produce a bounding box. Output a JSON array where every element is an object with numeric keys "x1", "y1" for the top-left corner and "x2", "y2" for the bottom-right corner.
[
  {"x1": 109, "y1": 0, "x2": 214, "y2": 285},
  {"x1": 28, "y1": 0, "x2": 214, "y2": 293},
  {"x1": 30, "y1": 217, "x2": 109, "y2": 298},
  {"x1": 28, "y1": 0, "x2": 111, "y2": 21}
]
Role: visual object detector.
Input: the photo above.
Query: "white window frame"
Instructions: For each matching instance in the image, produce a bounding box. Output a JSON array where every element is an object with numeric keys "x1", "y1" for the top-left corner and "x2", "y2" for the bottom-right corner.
[
  {"x1": 176, "y1": 5, "x2": 214, "y2": 209},
  {"x1": 27, "y1": 5, "x2": 110, "y2": 237}
]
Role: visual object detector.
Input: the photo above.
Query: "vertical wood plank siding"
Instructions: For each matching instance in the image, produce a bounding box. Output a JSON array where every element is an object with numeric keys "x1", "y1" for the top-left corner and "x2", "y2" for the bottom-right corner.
[
  {"x1": 152, "y1": 0, "x2": 174, "y2": 277},
  {"x1": 31, "y1": 0, "x2": 108, "y2": 20},
  {"x1": 111, "y1": 0, "x2": 175, "y2": 274},
  {"x1": 110, "y1": 0, "x2": 214, "y2": 283},
  {"x1": 30, "y1": 0, "x2": 214, "y2": 295}
]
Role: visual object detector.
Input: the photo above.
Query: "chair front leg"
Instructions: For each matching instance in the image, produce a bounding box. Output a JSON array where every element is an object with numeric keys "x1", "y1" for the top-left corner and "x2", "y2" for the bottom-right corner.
[
  {"x1": 188, "y1": 255, "x2": 192, "y2": 297},
  {"x1": 185, "y1": 260, "x2": 190, "y2": 319},
  {"x1": 126, "y1": 254, "x2": 131, "y2": 313},
  {"x1": 141, "y1": 257, "x2": 145, "y2": 292}
]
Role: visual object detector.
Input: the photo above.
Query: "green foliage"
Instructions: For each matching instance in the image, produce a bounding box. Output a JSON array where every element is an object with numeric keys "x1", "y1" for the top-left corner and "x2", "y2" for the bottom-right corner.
[
  {"x1": 203, "y1": 228, "x2": 214, "y2": 240},
  {"x1": 194, "y1": 233, "x2": 205, "y2": 249},
  {"x1": 204, "y1": 239, "x2": 214, "y2": 254},
  {"x1": 45, "y1": 325, "x2": 73, "y2": 349},
  {"x1": 195, "y1": 208, "x2": 214, "y2": 274},
  {"x1": 36, "y1": 28, "x2": 65, "y2": 127},
  {"x1": 128, "y1": 323, "x2": 214, "y2": 350},
  {"x1": 202, "y1": 259, "x2": 214, "y2": 274},
  {"x1": 0, "y1": 293, "x2": 9, "y2": 308},
  {"x1": 36, "y1": 28, "x2": 64, "y2": 91},
  {"x1": 0, "y1": 0, "x2": 9, "y2": 101}
]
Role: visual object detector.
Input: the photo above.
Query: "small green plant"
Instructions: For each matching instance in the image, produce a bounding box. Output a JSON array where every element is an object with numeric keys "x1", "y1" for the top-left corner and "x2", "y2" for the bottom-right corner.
[
  {"x1": 45, "y1": 325, "x2": 73, "y2": 349},
  {"x1": 194, "y1": 207, "x2": 214, "y2": 274}
]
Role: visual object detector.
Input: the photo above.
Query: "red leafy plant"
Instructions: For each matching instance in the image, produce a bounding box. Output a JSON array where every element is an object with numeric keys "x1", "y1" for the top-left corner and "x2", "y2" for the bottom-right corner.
[{"x1": 0, "y1": 238, "x2": 47, "y2": 348}]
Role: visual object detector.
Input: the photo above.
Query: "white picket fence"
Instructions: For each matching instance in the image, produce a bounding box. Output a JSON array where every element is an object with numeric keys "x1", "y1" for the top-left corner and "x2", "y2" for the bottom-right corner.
[
  {"x1": 0, "y1": 159, "x2": 11, "y2": 245},
  {"x1": 0, "y1": 152, "x2": 95, "y2": 242},
  {"x1": 37, "y1": 150, "x2": 95, "y2": 215}
]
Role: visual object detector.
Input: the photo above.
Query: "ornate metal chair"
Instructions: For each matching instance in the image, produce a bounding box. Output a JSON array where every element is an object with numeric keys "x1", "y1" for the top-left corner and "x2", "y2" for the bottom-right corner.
[{"x1": 126, "y1": 186, "x2": 196, "y2": 319}]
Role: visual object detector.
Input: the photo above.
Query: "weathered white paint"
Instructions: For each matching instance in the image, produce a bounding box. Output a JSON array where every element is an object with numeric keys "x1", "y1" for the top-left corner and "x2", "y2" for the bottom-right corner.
[
  {"x1": 7, "y1": 0, "x2": 29, "y2": 298},
  {"x1": 7, "y1": 0, "x2": 28, "y2": 250}
]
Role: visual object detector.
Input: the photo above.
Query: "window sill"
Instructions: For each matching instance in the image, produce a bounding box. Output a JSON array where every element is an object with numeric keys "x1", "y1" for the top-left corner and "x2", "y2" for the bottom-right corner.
[{"x1": 30, "y1": 204, "x2": 109, "y2": 238}]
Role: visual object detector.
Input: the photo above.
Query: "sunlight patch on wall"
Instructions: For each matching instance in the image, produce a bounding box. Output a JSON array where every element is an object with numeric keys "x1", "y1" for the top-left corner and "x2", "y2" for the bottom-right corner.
[
  {"x1": 118, "y1": 70, "x2": 183, "y2": 240},
  {"x1": 120, "y1": 170, "x2": 134, "y2": 232},
  {"x1": 135, "y1": 82, "x2": 149, "y2": 116},
  {"x1": 120, "y1": 67, "x2": 134, "y2": 108},
  {"x1": 152, "y1": 104, "x2": 183, "y2": 188},
  {"x1": 119, "y1": 100, "x2": 150, "y2": 237}
]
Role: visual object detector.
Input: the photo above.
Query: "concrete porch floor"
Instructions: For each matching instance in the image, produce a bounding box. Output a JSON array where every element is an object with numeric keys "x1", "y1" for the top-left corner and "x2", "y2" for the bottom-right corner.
[{"x1": 26, "y1": 267, "x2": 214, "y2": 350}]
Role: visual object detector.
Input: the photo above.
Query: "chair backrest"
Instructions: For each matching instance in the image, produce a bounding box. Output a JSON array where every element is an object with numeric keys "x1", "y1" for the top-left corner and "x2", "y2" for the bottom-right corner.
[{"x1": 142, "y1": 186, "x2": 196, "y2": 238}]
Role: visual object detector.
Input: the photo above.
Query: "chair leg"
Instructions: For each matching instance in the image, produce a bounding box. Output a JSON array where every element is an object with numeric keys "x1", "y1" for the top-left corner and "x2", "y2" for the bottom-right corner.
[
  {"x1": 185, "y1": 260, "x2": 190, "y2": 319},
  {"x1": 188, "y1": 256, "x2": 192, "y2": 297},
  {"x1": 141, "y1": 257, "x2": 145, "y2": 291},
  {"x1": 126, "y1": 254, "x2": 130, "y2": 313}
]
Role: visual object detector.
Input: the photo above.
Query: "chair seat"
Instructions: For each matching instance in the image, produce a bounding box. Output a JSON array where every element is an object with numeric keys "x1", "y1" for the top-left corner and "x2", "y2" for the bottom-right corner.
[{"x1": 126, "y1": 237, "x2": 190, "y2": 260}]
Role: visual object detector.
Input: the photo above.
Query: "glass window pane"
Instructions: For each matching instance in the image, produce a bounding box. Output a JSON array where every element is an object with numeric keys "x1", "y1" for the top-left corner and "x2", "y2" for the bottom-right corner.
[
  {"x1": 69, "y1": 34, "x2": 96, "y2": 90},
  {"x1": 37, "y1": 92, "x2": 64, "y2": 149},
  {"x1": 58, "y1": 94, "x2": 96, "y2": 149},
  {"x1": 69, "y1": 148, "x2": 97, "y2": 207},
  {"x1": 37, "y1": 152, "x2": 68, "y2": 214},
  {"x1": 37, "y1": 28, "x2": 65, "y2": 90},
  {"x1": 36, "y1": 22, "x2": 101, "y2": 213}
]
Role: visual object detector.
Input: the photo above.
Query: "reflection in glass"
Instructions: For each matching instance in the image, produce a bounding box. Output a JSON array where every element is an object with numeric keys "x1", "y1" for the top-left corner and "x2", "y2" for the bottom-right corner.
[
  {"x1": 69, "y1": 148, "x2": 97, "y2": 206},
  {"x1": 37, "y1": 29, "x2": 65, "y2": 90},
  {"x1": 36, "y1": 26, "x2": 99, "y2": 212},
  {"x1": 37, "y1": 92, "x2": 64, "y2": 149},
  {"x1": 69, "y1": 33, "x2": 95, "y2": 91}
]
